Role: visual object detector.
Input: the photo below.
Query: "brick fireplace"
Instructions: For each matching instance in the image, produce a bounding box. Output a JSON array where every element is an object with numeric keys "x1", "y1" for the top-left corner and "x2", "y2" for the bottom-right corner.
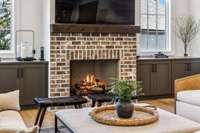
[{"x1": 50, "y1": 32, "x2": 137, "y2": 97}]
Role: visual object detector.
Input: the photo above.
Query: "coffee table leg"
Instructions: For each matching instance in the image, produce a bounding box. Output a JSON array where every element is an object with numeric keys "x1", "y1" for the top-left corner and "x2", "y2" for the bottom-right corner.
[
  {"x1": 74, "y1": 105, "x2": 78, "y2": 109},
  {"x1": 34, "y1": 106, "x2": 42, "y2": 125},
  {"x1": 55, "y1": 115, "x2": 58, "y2": 133},
  {"x1": 38, "y1": 107, "x2": 47, "y2": 128}
]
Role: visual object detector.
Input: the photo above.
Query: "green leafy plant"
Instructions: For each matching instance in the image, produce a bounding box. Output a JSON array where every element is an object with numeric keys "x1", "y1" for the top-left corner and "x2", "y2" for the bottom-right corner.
[
  {"x1": 110, "y1": 79, "x2": 143, "y2": 102},
  {"x1": 0, "y1": 0, "x2": 11, "y2": 50},
  {"x1": 176, "y1": 16, "x2": 200, "y2": 56}
]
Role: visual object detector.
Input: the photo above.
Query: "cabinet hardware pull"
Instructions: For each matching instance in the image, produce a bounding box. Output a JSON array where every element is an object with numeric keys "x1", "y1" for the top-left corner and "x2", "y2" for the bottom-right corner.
[
  {"x1": 154, "y1": 64, "x2": 157, "y2": 72},
  {"x1": 17, "y1": 69, "x2": 20, "y2": 78},
  {"x1": 189, "y1": 63, "x2": 192, "y2": 71},
  {"x1": 151, "y1": 64, "x2": 157, "y2": 73}
]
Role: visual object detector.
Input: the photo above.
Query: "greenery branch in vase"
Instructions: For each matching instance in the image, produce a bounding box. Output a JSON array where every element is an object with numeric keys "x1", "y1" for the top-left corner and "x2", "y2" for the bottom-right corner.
[
  {"x1": 176, "y1": 16, "x2": 200, "y2": 56},
  {"x1": 110, "y1": 79, "x2": 143, "y2": 119}
]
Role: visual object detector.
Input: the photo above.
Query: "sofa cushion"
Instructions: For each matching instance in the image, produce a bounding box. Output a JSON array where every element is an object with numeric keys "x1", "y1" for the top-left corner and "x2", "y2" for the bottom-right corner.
[
  {"x1": 0, "y1": 90, "x2": 20, "y2": 111},
  {"x1": 0, "y1": 126, "x2": 38, "y2": 133},
  {"x1": 0, "y1": 110, "x2": 38, "y2": 133},
  {"x1": 177, "y1": 90, "x2": 200, "y2": 107}
]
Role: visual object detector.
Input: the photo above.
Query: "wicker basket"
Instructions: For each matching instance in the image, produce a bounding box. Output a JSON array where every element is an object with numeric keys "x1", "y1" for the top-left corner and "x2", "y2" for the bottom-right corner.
[{"x1": 89, "y1": 105, "x2": 159, "y2": 126}]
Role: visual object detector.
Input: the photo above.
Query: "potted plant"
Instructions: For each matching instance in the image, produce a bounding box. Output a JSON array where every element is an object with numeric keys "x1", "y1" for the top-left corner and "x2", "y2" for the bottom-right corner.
[
  {"x1": 110, "y1": 79, "x2": 143, "y2": 119},
  {"x1": 176, "y1": 16, "x2": 200, "y2": 56}
]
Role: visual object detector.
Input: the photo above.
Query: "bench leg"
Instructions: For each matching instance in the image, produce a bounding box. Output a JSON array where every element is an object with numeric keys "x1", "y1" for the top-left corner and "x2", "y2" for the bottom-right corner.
[
  {"x1": 55, "y1": 115, "x2": 58, "y2": 133},
  {"x1": 78, "y1": 104, "x2": 82, "y2": 108},
  {"x1": 34, "y1": 106, "x2": 42, "y2": 125},
  {"x1": 97, "y1": 102, "x2": 102, "y2": 107},
  {"x1": 38, "y1": 107, "x2": 47, "y2": 128},
  {"x1": 91, "y1": 101, "x2": 96, "y2": 107}
]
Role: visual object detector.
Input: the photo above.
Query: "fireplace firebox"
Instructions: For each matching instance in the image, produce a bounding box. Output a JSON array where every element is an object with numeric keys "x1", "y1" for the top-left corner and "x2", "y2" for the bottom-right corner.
[{"x1": 70, "y1": 59, "x2": 119, "y2": 96}]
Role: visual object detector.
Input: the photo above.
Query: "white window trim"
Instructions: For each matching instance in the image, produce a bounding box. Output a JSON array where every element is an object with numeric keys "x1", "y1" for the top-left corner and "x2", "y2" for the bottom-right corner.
[
  {"x1": 0, "y1": 0, "x2": 15, "y2": 58},
  {"x1": 139, "y1": 0, "x2": 172, "y2": 55}
]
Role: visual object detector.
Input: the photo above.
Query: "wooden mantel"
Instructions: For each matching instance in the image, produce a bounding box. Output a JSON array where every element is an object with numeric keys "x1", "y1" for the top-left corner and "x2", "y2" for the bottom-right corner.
[{"x1": 51, "y1": 23, "x2": 140, "y2": 34}]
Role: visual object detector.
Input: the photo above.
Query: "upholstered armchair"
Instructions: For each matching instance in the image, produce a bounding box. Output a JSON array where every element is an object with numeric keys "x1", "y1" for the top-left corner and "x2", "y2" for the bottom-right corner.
[{"x1": 175, "y1": 74, "x2": 200, "y2": 123}]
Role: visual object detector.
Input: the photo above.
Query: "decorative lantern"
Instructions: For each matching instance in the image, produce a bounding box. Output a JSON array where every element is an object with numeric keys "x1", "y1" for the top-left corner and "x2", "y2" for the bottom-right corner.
[{"x1": 15, "y1": 30, "x2": 36, "y2": 61}]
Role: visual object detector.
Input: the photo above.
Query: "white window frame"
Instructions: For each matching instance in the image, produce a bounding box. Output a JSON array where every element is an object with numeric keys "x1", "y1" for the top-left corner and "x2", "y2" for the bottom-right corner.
[
  {"x1": 0, "y1": 0, "x2": 15, "y2": 58},
  {"x1": 139, "y1": 0, "x2": 171, "y2": 54}
]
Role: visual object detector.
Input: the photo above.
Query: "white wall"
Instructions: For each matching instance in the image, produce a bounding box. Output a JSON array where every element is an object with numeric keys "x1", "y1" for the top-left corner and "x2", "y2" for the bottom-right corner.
[
  {"x1": 171, "y1": 0, "x2": 189, "y2": 56},
  {"x1": 187, "y1": 0, "x2": 200, "y2": 57},
  {"x1": 171, "y1": 0, "x2": 200, "y2": 57},
  {"x1": 15, "y1": 0, "x2": 200, "y2": 58},
  {"x1": 15, "y1": 0, "x2": 50, "y2": 60}
]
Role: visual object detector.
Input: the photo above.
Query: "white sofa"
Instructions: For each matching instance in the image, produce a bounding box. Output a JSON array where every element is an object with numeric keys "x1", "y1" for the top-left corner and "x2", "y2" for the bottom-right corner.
[
  {"x1": 175, "y1": 74, "x2": 200, "y2": 123},
  {"x1": 0, "y1": 90, "x2": 38, "y2": 133},
  {"x1": 0, "y1": 111, "x2": 38, "y2": 133}
]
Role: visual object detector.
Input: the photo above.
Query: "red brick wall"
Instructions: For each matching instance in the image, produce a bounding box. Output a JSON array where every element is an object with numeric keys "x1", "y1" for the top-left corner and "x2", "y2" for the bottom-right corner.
[{"x1": 50, "y1": 33, "x2": 137, "y2": 97}]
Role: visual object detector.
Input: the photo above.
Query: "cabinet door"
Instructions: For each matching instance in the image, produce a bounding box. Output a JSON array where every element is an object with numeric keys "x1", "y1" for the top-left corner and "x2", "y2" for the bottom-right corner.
[
  {"x1": 137, "y1": 61, "x2": 152, "y2": 96},
  {"x1": 150, "y1": 61, "x2": 171, "y2": 96},
  {"x1": 191, "y1": 60, "x2": 200, "y2": 75},
  {"x1": 172, "y1": 60, "x2": 192, "y2": 80},
  {"x1": 0, "y1": 64, "x2": 19, "y2": 93},
  {"x1": 20, "y1": 64, "x2": 48, "y2": 105}
]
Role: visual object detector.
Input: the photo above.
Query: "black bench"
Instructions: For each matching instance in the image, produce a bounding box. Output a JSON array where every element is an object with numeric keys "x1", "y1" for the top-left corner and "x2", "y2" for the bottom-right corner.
[
  {"x1": 88, "y1": 94, "x2": 113, "y2": 107},
  {"x1": 34, "y1": 96, "x2": 87, "y2": 128}
]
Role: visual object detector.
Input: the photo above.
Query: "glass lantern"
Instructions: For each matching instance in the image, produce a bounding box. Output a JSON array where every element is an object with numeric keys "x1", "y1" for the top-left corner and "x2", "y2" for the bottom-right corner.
[{"x1": 15, "y1": 30, "x2": 36, "y2": 61}]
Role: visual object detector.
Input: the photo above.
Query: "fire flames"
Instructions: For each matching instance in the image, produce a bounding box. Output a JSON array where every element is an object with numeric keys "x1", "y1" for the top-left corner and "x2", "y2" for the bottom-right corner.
[{"x1": 80, "y1": 74, "x2": 107, "y2": 92}]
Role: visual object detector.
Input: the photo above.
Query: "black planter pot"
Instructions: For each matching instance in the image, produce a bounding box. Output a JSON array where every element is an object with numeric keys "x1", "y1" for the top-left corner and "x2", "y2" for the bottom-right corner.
[{"x1": 116, "y1": 101, "x2": 134, "y2": 119}]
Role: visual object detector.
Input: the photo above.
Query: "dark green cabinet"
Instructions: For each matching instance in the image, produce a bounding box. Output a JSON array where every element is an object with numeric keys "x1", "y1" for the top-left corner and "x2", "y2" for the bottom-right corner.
[
  {"x1": 20, "y1": 64, "x2": 48, "y2": 105},
  {"x1": 0, "y1": 62, "x2": 48, "y2": 106},
  {"x1": 0, "y1": 65, "x2": 19, "y2": 93},
  {"x1": 137, "y1": 60, "x2": 171, "y2": 96},
  {"x1": 137, "y1": 58, "x2": 200, "y2": 97}
]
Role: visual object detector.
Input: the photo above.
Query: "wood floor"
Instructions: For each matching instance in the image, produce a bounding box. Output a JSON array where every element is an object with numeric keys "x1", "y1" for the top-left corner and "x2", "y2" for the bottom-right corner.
[{"x1": 21, "y1": 98, "x2": 174, "y2": 129}]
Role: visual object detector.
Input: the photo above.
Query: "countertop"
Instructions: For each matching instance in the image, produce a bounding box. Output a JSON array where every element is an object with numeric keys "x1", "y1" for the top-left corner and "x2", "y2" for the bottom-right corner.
[
  {"x1": 0, "y1": 59, "x2": 48, "y2": 64},
  {"x1": 137, "y1": 56, "x2": 200, "y2": 61}
]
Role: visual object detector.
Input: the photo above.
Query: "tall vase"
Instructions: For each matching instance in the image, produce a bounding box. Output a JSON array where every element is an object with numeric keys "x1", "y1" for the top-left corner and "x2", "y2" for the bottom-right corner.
[{"x1": 184, "y1": 43, "x2": 188, "y2": 57}]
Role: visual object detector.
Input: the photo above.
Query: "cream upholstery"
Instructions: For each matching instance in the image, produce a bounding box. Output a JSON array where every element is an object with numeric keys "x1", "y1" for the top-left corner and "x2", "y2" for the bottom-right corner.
[
  {"x1": 175, "y1": 74, "x2": 200, "y2": 123},
  {"x1": 0, "y1": 111, "x2": 27, "y2": 130},
  {"x1": 0, "y1": 90, "x2": 38, "y2": 133},
  {"x1": 177, "y1": 90, "x2": 200, "y2": 107},
  {"x1": 0, "y1": 90, "x2": 20, "y2": 111},
  {"x1": 0, "y1": 110, "x2": 38, "y2": 133}
]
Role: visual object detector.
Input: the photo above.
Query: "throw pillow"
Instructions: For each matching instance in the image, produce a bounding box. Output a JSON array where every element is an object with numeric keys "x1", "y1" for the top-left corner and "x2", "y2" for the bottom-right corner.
[{"x1": 0, "y1": 90, "x2": 21, "y2": 111}]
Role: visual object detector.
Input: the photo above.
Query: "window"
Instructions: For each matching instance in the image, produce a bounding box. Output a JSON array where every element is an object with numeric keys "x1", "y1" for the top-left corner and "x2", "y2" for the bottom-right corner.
[
  {"x1": 140, "y1": 0, "x2": 170, "y2": 52},
  {"x1": 0, "y1": 0, "x2": 12, "y2": 50}
]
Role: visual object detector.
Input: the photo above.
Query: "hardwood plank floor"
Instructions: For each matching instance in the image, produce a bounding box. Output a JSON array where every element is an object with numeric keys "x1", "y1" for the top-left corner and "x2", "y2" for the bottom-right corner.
[{"x1": 21, "y1": 98, "x2": 174, "y2": 128}]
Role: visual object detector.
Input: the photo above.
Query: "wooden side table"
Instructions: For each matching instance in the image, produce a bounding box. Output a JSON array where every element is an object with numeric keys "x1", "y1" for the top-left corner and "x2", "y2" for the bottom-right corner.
[
  {"x1": 88, "y1": 94, "x2": 113, "y2": 107},
  {"x1": 33, "y1": 96, "x2": 87, "y2": 128}
]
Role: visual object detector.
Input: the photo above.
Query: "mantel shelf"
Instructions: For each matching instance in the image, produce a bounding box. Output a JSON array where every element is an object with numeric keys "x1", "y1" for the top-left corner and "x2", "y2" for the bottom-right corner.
[{"x1": 51, "y1": 24, "x2": 140, "y2": 34}]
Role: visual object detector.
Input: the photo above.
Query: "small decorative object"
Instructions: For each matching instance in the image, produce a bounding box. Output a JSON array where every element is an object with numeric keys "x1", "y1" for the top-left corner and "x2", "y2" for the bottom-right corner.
[
  {"x1": 110, "y1": 80, "x2": 143, "y2": 118},
  {"x1": 89, "y1": 105, "x2": 159, "y2": 126},
  {"x1": 40, "y1": 46, "x2": 45, "y2": 61},
  {"x1": 176, "y1": 16, "x2": 200, "y2": 56},
  {"x1": 154, "y1": 52, "x2": 168, "y2": 58},
  {"x1": 15, "y1": 30, "x2": 36, "y2": 61}
]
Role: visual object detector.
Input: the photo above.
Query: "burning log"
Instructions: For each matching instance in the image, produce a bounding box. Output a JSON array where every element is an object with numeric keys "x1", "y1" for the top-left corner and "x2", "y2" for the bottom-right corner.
[{"x1": 76, "y1": 74, "x2": 107, "y2": 95}]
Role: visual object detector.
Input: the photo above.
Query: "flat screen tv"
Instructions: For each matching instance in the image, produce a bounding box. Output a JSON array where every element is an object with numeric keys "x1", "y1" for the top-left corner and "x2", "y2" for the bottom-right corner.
[{"x1": 55, "y1": 0, "x2": 135, "y2": 25}]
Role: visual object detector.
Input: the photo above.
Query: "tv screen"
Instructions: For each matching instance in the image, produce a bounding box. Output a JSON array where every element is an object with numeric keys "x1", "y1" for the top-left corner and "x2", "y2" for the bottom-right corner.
[{"x1": 56, "y1": 0, "x2": 135, "y2": 25}]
